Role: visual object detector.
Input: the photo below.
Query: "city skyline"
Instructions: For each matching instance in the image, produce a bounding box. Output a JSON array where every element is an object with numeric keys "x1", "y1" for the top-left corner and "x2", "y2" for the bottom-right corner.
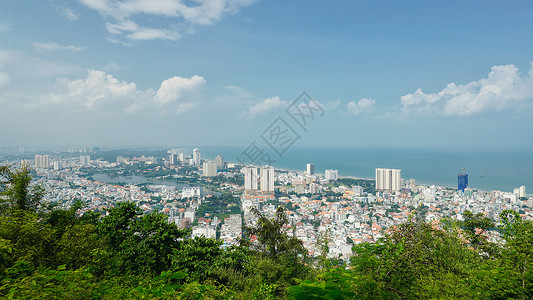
[{"x1": 1, "y1": 1, "x2": 533, "y2": 150}]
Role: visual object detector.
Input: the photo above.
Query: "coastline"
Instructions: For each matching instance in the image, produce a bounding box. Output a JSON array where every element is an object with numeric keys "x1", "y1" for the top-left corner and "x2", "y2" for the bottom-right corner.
[{"x1": 201, "y1": 146, "x2": 532, "y2": 193}]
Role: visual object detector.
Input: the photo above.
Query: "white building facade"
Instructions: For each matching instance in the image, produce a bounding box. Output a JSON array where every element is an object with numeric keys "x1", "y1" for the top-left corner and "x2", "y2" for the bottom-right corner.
[
  {"x1": 260, "y1": 166, "x2": 275, "y2": 193},
  {"x1": 375, "y1": 168, "x2": 401, "y2": 192}
]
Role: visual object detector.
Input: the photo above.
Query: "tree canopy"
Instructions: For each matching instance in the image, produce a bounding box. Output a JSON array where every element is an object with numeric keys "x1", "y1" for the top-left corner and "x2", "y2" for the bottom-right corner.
[{"x1": 0, "y1": 165, "x2": 532, "y2": 299}]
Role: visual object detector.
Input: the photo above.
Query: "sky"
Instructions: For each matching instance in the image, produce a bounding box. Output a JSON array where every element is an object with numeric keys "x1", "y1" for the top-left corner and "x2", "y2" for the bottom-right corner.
[{"x1": 1, "y1": 0, "x2": 533, "y2": 150}]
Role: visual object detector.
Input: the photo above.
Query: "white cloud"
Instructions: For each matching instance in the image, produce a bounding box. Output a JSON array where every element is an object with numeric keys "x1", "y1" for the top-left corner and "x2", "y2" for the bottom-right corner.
[
  {"x1": 56, "y1": 69, "x2": 139, "y2": 108},
  {"x1": 347, "y1": 98, "x2": 375, "y2": 115},
  {"x1": 57, "y1": 6, "x2": 80, "y2": 20},
  {"x1": 0, "y1": 49, "x2": 205, "y2": 113},
  {"x1": 78, "y1": 0, "x2": 256, "y2": 41},
  {"x1": 33, "y1": 42, "x2": 85, "y2": 53},
  {"x1": 225, "y1": 85, "x2": 252, "y2": 98},
  {"x1": 105, "y1": 20, "x2": 181, "y2": 41},
  {"x1": 127, "y1": 26, "x2": 180, "y2": 41},
  {"x1": 102, "y1": 62, "x2": 126, "y2": 72},
  {"x1": 154, "y1": 75, "x2": 206, "y2": 105},
  {"x1": 32, "y1": 69, "x2": 205, "y2": 113},
  {"x1": 176, "y1": 102, "x2": 197, "y2": 114},
  {"x1": 401, "y1": 63, "x2": 533, "y2": 116},
  {"x1": 242, "y1": 96, "x2": 287, "y2": 118}
]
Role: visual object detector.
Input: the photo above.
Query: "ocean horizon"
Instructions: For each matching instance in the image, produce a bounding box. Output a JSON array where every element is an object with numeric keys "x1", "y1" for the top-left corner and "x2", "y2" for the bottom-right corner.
[{"x1": 198, "y1": 146, "x2": 533, "y2": 193}]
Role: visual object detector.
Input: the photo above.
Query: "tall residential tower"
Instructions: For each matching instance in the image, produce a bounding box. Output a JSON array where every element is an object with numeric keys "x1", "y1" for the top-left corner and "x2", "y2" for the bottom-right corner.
[
  {"x1": 375, "y1": 168, "x2": 401, "y2": 193},
  {"x1": 243, "y1": 167, "x2": 258, "y2": 191},
  {"x1": 192, "y1": 148, "x2": 201, "y2": 166},
  {"x1": 458, "y1": 168, "x2": 468, "y2": 192},
  {"x1": 260, "y1": 166, "x2": 275, "y2": 193},
  {"x1": 306, "y1": 163, "x2": 315, "y2": 175}
]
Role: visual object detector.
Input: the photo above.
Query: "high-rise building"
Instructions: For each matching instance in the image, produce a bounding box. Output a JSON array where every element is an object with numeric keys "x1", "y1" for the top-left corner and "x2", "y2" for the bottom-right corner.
[
  {"x1": 243, "y1": 167, "x2": 258, "y2": 191},
  {"x1": 375, "y1": 168, "x2": 401, "y2": 192},
  {"x1": 214, "y1": 155, "x2": 224, "y2": 170},
  {"x1": 169, "y1": 154, "x2": 177, "y2": 165},
  {"x1": 43, "y1": 155, "x2": 49, "y2": 168},
  {"x1": 80, "y1": 155, "x2": 90, "y2": 165},
  {"x1": 458, "y1": 169, "x2": 468, "y2": 192},
  {"x1": 53, "y1": 161, "x2": 63, "y2": 171},
  {"x1": 34, "y1": 155, "x2": 50, "y2": 168},
  {"x1": 518, "y1": 185, "x2": 526, "y2": 198},
  {"x1": 192, "y1": 148, "x2": 201, "y2": 166},
  {"x1": 325, "y1": 169, "x2": 338, "y2": 181},
  {"x1": 203, "y1": 161, "x2": 218, "y2": 177},
  {"x1": 260, "y1": 166, "x2": 275, "y2": 193},
  {"x1": 34, "y1": 155, "x2": 41, "y2": 168},
  {"x1": 306, "y1": 163, "x2": 315, "y2": 175},
  {"x1": 309, "y1": 183, "x2": 319, "y2": 194}
]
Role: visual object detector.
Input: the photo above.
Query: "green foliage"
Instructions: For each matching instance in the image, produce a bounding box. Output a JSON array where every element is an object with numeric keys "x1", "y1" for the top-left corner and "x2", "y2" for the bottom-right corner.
[
  {"x1": 0, "y1": 211, "x2": 56, "y2": 270},
  {"x1": 97, "y1": 201, "x2": 189, "y2": 275},
  {"x1": 315, "y1": 230, "x2": 330, "y2": 270},
  {"x1": 0, "y1": 166, "x2": 44, "y2": 213},
  {"x1": 0, "y1": 265, "x2": 99, "y2": 299},
  {"x1": 195, "y1": 194, "x2": 241, "y2": 218},
  {"x1": 239, "y1": 206, "x2": 312, "y2": 297},
  {"x1": 287, "y1": 268, "x2": 356, "y2": 300},
  {"x1": 57, "y1": 224, "x2": 102, "y2": 270},
  {"x1": 350, "y1": 219, "x2": 481, "y2": 298},
  {"x1": 498, "y1": 210, "x2": 533, "y2": 299},
  {"x1": 250, "y1": 282, "x2": 277, "y2": 300},
  {"x1": 3, "y1": 166, "x2": 533, "y2": 299},
  {"x1": 172, "y1": 237, "x2": 223, "y2": 281},
  {"x1": 460, "y1": 210, "x2": 495, "y2": 252},
  {"x1": 245, "y1": 206, "x2": 307, "y2": 259}
]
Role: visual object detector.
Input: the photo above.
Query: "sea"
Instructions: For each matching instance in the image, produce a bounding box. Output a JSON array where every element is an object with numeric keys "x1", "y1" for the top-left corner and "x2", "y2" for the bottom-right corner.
[{"x1": 197, "y1": 146, "x2": 533, "y2": 193}]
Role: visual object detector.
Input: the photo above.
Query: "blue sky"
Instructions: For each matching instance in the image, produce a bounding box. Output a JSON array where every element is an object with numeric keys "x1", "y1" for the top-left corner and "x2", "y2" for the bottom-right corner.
[{"x1": 1, "y1": 0, "x2": 533, "y2": 150}]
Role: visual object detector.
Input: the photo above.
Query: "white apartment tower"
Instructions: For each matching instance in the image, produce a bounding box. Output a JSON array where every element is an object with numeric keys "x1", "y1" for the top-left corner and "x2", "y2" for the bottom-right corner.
[
  {"x1": 203, "y1": 161, "x2": 218, "y2": 177},
  {"x1": 192, "y1": 148, "x2": 201, "y2": 166},
  {"x1": 80, "y1": 155, "x2": 90, "y2": 165},
  {"x1": 325, "y1": 169, "x2": 339, "y2": 181},
  {"x1": 169, "y1": 154, "x2": 177, "y2": 164},
  {"x1": 53, "y1": 161, "x2": 63, "y2": 171},
  {"x1": 306, "y1": 163, "x2": 315, "y2": 175},
  {"x1": 214, "y1": 155, "x2": 224, "y2": 170},
  {"x1": 243, "y1": 167, "x2": 258, "y2": 191},
  {"x1": 34, "y1": 155, "x2": 50, "y2": 169},
  {"x1": 514, "y1": 185, "x2": 527, "y2": 198},
  {"x1": 34, "y1": 155, "x2": 42, "y2": 168},
  {"x1": 375, "y1": 168, "x2": 401, "y2": 192},
  {"x1": 260, "y1": 166, "x2": 275, "y2": 193},
  {"x1": 520, "y1": 185, "x2": 526, "y2": 198}
]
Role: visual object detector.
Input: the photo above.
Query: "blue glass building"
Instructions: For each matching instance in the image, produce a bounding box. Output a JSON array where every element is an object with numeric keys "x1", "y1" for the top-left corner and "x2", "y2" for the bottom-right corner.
[{"x1": 458, "y1": 172, "x2": 468, "y2": 192}]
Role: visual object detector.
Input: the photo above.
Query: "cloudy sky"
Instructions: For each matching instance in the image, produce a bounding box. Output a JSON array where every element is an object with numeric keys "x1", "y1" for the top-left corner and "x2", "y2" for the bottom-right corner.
[{"x1": 1, "y1": 0, "x2": 533, "y2": 150}]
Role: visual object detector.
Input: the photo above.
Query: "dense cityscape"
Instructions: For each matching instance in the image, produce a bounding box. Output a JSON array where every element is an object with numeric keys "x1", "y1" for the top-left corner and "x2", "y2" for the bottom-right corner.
[
  {"x1": 2, "y1": 147, "x2": 530, "y2": 263},
  {"x1": 3, "y1": 1, "x2": 533, "y2": 298}
]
